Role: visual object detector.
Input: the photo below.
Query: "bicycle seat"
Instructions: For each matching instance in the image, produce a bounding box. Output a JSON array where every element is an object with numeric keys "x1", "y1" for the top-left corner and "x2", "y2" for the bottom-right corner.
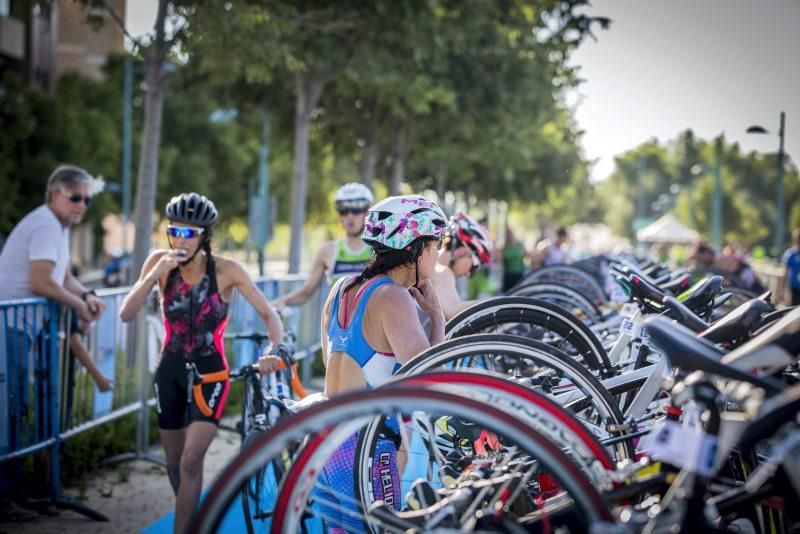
[
  {"x1": 644, "y1": 317, "x2": 782, "y2": 394},
  {"x1": 661, "y1": 296, "x2": 709, "y2": 332},
  {"x1": 629, "y1": 275, "x2": 667, "y2": 311},
  {"x1": 660, "y1": 273, "x2": 691, "y2": 293},
  {"x1": 678, "y1": 276, "x2": 724, "y2": 312},
  {"x1": 722, "y1": 306, "x2": 800, "y2": 373},
  {"x1": 699, "y1": 298, "x2": 771, "y2": 345}
]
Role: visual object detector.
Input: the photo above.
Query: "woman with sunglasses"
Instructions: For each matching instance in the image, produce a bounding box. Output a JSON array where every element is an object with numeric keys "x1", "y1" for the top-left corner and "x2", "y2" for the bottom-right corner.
[
  {"x1": 271, "y1": 183, "x2": 374, "y2": 311},
  {"x1": 119, "y1": 192, "x2": 283, "y2": 534},
  {"x1": 430, "y1": 212, "x2": 495, "y2": 320},
  {"x1": 314, "y1": 194, "x2": 448, "y2": 532}
]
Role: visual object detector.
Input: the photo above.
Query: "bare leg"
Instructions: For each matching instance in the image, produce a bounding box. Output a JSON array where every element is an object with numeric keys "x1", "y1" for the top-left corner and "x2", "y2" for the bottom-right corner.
[
  {"x1": 173, "y1": 422, "x2": 217, "y2": 534},
  {"x1": 159, "y1": 428, "x2": 187, "y2": 496}
]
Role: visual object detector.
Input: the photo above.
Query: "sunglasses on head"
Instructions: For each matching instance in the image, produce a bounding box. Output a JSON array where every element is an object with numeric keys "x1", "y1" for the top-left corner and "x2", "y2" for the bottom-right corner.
[
  {"x1": 167, "y1": 225, "x2": 205, "y2": 239},
  {"x1": 65, "y1": 192, "x2": 92, "y2": 206},
  {"x1": 337, "y1": 207, "x2": 367, "y2": 216}
]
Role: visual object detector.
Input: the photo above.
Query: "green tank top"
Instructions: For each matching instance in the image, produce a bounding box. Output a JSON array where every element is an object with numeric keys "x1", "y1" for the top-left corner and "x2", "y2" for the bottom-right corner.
[
  {"x1": 330, "y1": 239, "x2": 373, "y2": 281},
  {"x1": 502, "y1": 242, "x2": 526, "y2": 274}
]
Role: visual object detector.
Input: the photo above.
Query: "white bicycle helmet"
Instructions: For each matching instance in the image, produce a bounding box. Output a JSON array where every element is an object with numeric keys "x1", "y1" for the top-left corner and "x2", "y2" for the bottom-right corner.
[
  {"x1": 363, "y1": 195, "x2": 447, "y2": 250},
  {"x1": 334, "y1": 183, "x2": 373, "y2": 211}
]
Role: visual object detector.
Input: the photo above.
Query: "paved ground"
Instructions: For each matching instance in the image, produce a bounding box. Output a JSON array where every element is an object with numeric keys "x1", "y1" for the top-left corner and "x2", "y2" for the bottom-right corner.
[{"x1": 2, "y1": 423, "x2": 242, "y2": 534}]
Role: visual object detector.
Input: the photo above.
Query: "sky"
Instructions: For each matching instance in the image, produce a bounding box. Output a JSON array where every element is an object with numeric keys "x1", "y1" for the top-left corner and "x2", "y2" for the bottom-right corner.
[{"x1": 126, "y1": 1, "x2": 799, "y2": 182}]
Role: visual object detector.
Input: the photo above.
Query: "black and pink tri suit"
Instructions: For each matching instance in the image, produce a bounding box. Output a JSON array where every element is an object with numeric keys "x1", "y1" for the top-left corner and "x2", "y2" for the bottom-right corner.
[{"x1": 153, "y1": 266, "x2": 230, "y2": 429}]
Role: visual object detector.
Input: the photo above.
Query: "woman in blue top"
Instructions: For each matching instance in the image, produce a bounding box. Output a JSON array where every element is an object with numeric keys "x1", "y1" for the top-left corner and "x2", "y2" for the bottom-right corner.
[{"x1": 316, "y1": 194, "x2": 448, "y2": 532}]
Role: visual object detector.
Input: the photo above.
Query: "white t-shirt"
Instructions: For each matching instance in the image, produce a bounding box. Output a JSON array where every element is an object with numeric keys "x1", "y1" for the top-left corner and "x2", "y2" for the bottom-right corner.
[
  {"x1": 0, "y1": 205, "x2": 70, "y2": 302},
  {"x1": 542, "y1": 239, "x2": 567, "y2": 266}
]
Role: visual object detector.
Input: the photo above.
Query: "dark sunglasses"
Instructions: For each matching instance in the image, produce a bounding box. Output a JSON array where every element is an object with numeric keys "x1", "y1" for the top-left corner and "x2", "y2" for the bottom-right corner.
[
  {"x1": 167, "y1": 225, "x2": 205, "y2": 239},
  {"x1": 337, "y1": 208, "x2": 367, "y2": 216},
  {"x1": 66, "y1": 193, "x2": 92, "y2": 206}
]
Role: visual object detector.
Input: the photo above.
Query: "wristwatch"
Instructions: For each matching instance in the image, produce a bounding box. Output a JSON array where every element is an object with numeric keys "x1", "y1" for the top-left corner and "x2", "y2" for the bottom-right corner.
[{"x1": 81, "y1": 290, "x2": 98, "y2": 301}]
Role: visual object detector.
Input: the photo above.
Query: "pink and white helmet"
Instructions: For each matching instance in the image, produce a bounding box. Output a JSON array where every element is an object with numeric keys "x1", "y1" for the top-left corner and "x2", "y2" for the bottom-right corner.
[
  {"x1": 447, "y1": 213, "x2": 494, "y2": 265},
  {"x1": 363, "y1": 195, "x2": 447, "y2": 250}
]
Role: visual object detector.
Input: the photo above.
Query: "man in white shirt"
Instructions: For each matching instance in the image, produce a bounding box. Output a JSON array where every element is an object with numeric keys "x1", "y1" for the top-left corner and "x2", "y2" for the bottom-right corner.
[
  {"x1": 0, "y1": 165, "x2": 105, "y2": 522},
  {"x1": 531, "y1": 227, "x2": 570, "y2": 269}
]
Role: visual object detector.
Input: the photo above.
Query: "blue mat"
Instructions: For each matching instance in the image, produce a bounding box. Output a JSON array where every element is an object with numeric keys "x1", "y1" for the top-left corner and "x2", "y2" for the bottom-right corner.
[
  {"x1": 142, "y1": 490, "x2": 247, "y2": 533},
  {"x1": 144, "y1": 432, "x2": 437, "y2": 532}
]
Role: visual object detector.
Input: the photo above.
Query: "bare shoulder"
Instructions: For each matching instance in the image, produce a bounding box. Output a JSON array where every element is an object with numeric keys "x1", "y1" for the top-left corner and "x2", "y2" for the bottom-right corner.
[
  {"x1": 317, "y1": 240, "x2": 336, "y2": 264},
  {"x1": 213, "y1": 255, "x2": 248, "y2": 279},
  {"x1": 372, "y1": 284, "x2": 415, "y2": 311}
]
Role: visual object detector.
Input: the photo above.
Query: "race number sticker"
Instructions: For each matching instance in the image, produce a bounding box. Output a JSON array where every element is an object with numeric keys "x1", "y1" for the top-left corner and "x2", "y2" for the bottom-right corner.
[
  {"x1": 647, "y1": 420, "x2": 717, "y2": 476},
  {"x1": 619, "y1": 318, "x2": 636, "y2": 337}
]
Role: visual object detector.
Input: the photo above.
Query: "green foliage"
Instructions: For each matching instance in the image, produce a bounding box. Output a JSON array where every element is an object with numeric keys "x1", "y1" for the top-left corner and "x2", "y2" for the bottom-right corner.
[
  {"x1": 598, "y1": 129, "x2": 799, "y2": 251},
  {"x1": 2, "y1": 1, "x2": 607, "y2": 241}
]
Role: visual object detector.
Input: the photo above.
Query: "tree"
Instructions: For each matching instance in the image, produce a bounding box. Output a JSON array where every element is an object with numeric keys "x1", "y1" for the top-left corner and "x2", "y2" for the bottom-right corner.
[{"x1": 186, "y1": 1, "x2": 380, "y2": 272}]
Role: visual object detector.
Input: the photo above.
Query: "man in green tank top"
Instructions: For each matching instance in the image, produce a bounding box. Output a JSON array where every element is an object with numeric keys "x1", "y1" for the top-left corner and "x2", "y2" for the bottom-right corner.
[
  {"x1": 501, "y1": 228, "x2": 527, "y2": 292},
  {"x1": 272, "y1": 183, "x2": 374, "y2": 310}
]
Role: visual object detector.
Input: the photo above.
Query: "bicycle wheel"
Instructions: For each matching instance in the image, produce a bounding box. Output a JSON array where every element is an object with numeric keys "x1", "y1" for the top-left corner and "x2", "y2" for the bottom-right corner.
[
  {"x1": 506, "y1": 282, "x2": 603, "y2": 321},
  {"x1": 520, "y1": 265, "x2": 609, "y2": 305},
  {"x1": 351, "y1": 371, "x2": 617, "y2": 529},
  {"x1": 192, "y1": 387, "x2": 614, "y2": 533},
  {"x1": 398, "y1": 334, "x2": 633, "y2": 461},
  {"x1": 446, "y1": 297, "x2": 613, "y2": 375},
  {"x1": 240, "y1": 429, "x2": 288, "y2": 534}
]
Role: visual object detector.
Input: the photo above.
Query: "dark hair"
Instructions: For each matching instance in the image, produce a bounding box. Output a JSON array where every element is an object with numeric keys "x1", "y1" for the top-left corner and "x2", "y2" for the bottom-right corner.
[
  {"x1": 556, "y1": 227, "x2": 568, "y2": 238},
  {"x1": 201, "y1": 227, "x2": 217, "y2": 293},
  {"x1": 344, "y1": 236, "x2": 437, "y2": 294},
  {"x1": 695, "y1": 243, "x2": 714, "y2": 256}
]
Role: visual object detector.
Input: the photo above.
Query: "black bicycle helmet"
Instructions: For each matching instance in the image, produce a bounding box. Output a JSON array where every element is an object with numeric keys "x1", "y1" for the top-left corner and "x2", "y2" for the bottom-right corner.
[{"x1": 165, "y1": 193, "x2": 218, "y2": 227}]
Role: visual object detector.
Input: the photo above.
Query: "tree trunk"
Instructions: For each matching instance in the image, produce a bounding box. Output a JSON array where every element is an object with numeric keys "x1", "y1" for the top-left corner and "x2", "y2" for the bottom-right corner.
[
  {"x1": 358, "y1": 132, "x2": 379, "y2": 188},
  {"x1": 435, "y1": 164, "x2": 447, "y2": 200},
  {"x1": 131, "y1": 0, "x2": 169, "y2": 280},
  {"x1": 358, "y1": 111, "x2": 382, "y2": 188},
  {"x1": 288, "y1": 70, "x2": 328, "y2": 274},
  {"x1": 389, "y1": 122, "x2": 408, "y2": 195}
]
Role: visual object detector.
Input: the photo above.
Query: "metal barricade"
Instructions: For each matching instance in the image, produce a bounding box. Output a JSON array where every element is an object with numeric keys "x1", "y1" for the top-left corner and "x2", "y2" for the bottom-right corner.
[
  {"x1": 0, "y1": 272, "x2": 324, "y2": 515},
  {"x1": 59, "y1": 287, "x2": 153, "y2": 442},
  {"x1": 0, "y1": 298, "x2": 59, "y2": 463},
  {"x1": 227, "y1": 275, "x2": 327, "y2": 379}
]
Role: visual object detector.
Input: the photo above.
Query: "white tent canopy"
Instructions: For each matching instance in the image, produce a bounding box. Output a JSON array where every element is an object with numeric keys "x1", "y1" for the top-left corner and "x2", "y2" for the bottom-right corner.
[{"x1": 636, "y1": 214, "x2": 699, "y2": 244}]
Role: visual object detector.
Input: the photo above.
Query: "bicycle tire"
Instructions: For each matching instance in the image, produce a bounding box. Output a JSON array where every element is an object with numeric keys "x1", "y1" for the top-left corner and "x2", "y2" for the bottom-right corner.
[
  {"x1": 519, "y1": 265, "x2": 609, "y2": 305},
  {"x1": 446, "y1": 297, "x2": 613, "y2": 375},
  {"x1": 350, "y1": 371, "x2": 617, "y2": 529},
  {"x1": 191, "y1": 388, "x2": 614, "y2": 533},
  {"x1": 397, "y1": 334, "x2": 633, "y2": 461},
  {"x1": 506, "y1": 281, "x2": 603, "y2": 320},
  {"x1": 272, "y1": 387, "x2": 614, "y2": 533}
]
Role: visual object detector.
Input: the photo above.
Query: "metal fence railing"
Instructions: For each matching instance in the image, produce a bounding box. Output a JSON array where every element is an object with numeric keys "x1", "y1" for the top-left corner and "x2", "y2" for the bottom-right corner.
[{"x1": 0, "y1": 274, "x2": 324, "y2": 520}]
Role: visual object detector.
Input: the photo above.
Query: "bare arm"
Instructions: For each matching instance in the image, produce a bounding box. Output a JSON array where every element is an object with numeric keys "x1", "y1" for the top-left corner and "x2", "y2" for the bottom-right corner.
[
  {"x1": 64, "y1": 270, "x2": 106, "y2": 319},
  {"x1": 119, "y1": 250, "x2": 176, "y2": 323},
  {"x1": 30, "y1": 261, "x2": 92, "y2": 322},
  {"x1": 272, "y1": 242, "x2": 332, "y2": 308},
  {"x1": 70, "y1": 333, "x2": 114, "y2": 392},
  {"x1": 227, "y1": 260, "x2": 283, "y2": 348},
  {"x1": 319, "y1": 283, "x2": 339, "y2": 369},
  {"x1": 432, "y1": 268, "x2": 479, "y2": 321},
  {"x1": 377, "y1": 286, "x2": 438, "y2": 364},
  {"x1": 530, "y1": 245, "x2": 548, "y2": 270}
]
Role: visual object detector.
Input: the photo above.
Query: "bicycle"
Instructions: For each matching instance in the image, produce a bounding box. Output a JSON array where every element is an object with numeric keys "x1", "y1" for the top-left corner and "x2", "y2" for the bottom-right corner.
[{"x1": 227, "y1": 342, "x2": 298, "y2": 534}]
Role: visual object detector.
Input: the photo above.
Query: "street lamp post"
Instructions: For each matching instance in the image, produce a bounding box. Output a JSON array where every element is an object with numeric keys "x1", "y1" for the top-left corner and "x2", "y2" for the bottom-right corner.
[
  {"x1": 712, "y1": 136, "x2": 723, "y2": 251},
  {"x1": 747, "y1": 111, "x2": 787, "y2": 256}
]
